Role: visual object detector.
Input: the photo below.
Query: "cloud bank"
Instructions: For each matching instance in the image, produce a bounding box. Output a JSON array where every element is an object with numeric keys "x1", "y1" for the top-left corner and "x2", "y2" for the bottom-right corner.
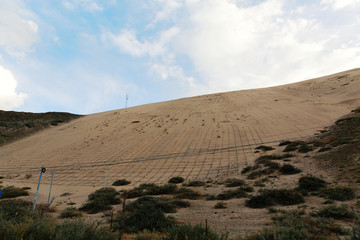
[
  {"x1": 0, "y1": 0, "x2": 38, "y2": 110},
  {"x1": 0, "y1": 66, "x2": 27, "y2": 110},
  {"x1": 106, "y1": 0, "x2": 360, "y2": 96}
]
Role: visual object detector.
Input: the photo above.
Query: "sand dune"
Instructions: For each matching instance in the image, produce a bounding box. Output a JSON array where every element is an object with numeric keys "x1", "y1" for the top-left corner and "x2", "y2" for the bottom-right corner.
[{"x1": 1, "y1": 69, "x2": 359, "y2": 188}]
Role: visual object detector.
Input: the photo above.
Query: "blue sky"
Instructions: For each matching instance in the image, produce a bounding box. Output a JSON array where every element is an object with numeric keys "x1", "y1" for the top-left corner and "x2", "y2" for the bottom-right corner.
[{"x1": 1, "y1": 0, "x2": 360, "y2": 114}]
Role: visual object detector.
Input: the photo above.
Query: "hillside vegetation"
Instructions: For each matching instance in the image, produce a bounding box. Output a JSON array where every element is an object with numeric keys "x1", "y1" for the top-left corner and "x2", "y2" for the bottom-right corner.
[{"x1": 0, "y1": 111, "x2": 81, "y2": 146}]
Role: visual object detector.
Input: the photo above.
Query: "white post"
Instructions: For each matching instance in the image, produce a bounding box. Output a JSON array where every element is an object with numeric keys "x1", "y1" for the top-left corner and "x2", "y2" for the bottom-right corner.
[
  {"x1": 104, "y1": 165, "x2": 108, "y2": 189},
  {"x1": 47, "y1": 168, "x2": 55, "y2": 206}
]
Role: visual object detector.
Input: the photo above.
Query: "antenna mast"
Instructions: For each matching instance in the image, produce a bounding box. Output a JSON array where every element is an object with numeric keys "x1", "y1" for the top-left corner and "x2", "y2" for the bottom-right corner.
[{"x1": 125, "y1": 94, "x2": 129, "y2": 108}]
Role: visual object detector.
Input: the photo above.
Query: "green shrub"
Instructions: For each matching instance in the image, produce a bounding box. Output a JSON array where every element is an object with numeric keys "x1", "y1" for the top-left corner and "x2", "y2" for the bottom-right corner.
[
  {"x1": 320, "y1": 186, "x2": 356, "y2": 201},
  {"x1": 127, "y1": 184, "x2": 178, "y2": 198},
  {"x1": 297, "y1": 176, "x2": 327, "y2": 192},
  {"x1": 241, "y1": 165, "x2": 259, "y2": 174},
  {"x1": 298, "y1": 144, "x2": 313, "y2": 153},
  {"x1": 121, "y1": 204, "x2": 176, "y2": 233},
  {"x1": 279, "y1": 141, "x2": 292, "y2": 146},
  {"x1": 247, "y1": 168, "x2": 275, "y2": 179},
  {"x1": 0, "y1": 199, "x2": 32, "y2": 223},
  {"x1": 205, "y1": 194, "x2": 216, "y2": 201},
  {"x1": 280, "y1": 164, "x2": 302, "y2": 175},
  {"x1": 79, "y1": 187, "x2": 121, "y2": 214},
  {"x1": 214, "y1": 202, "x2": 227, "y2": 209},
  {"x1": 59, "y1": 207, "x2": 82, "y2": 219},
  {"x1": 163, "y1": 224, "x2": 227, "y2": 240},
  {"x1": 112, "y1": 179, "x2": 131, "y2": 186},
  {"x1": 244, "y1": 210, "x2": 347, "y2": 240},
  {"x1": 246, "y1": 189, "x2": 305, "y2": 208},
  {"x1": 318, "y1": 146, "x2": 332, "y2": 152},
  {"x1": 224, "y1": 178, "x2": 245, "y2": 187},
  {"x1": 0, "y1": 186, "x2": 29, "y2": 198},
  {"x1": 175, "y1": 187, "x2": 202, "y2": 200},
  {"x1": 54, "y1": 219, "x2": 117, "y2": 240},
  {"x1": 255, "y1": 154, "x2": 294, "y2": 163},
  {"x1": 126, "y1": 196, "x2": 189, "y2": 214},
  {"x1": 255, "y1": 145, "x2": 274, "y2": 151},
  {"x1": 168, "y1": 176, "x2": 184, "y2": 184},
  {"x1": 263, "y1": 161, "x2": 281, "y2": 170},
  {"x1": 316, "y1": 205, "x2": 355, "y2": 219}
]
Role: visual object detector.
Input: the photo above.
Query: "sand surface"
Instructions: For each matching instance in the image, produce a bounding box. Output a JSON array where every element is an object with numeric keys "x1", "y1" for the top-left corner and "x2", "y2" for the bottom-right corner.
[{"x1": 0, "y1": 69, "x2": 360, "y2": 235}]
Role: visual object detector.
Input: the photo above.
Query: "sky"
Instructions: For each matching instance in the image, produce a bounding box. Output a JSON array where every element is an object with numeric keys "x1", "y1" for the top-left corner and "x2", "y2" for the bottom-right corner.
[{"x1": 1, "y1": 0, "x2": 360, "y2": 114}]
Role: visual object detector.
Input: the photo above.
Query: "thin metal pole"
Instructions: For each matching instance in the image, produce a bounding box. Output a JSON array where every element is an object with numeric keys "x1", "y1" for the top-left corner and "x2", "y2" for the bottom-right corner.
[
  {"x1": 47, "y1": 168, "x2": 55, "y2": 206},
  {"x1": 205, "y1": 219, "x2": 208, "y2": 237},
  {"x1": 125, "y1": 94, "x2": 128, "y2": 108},
  {"x1": 104, "y1": 165, "x2": 108, "y2": 189},
  {"x1": 33, "y1": 165, "x2": 44, "y2": 210}
]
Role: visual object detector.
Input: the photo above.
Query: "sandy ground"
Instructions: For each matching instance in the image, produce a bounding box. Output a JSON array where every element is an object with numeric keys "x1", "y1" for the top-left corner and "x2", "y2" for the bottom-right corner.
[{"x1": 1, "y1": 68, "x2": 360, "y2": 236}]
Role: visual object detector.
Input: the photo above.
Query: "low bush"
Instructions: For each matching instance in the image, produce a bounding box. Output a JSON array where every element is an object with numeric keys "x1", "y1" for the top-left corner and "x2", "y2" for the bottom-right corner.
[
  {"x1": 297, "y1": 176, "x2": 327, "y2": 192},
  {"x1": 0, "y1": 199, "x2": 32, "y2": 223},
  {"x1": 163, "y1": 224, "x2": 228, "y2": 240},
  {"x1": 320, "y1": 186, "x2": 356, "y2": 201},
  {"x1": 112, "y1": 179, "x2": 131, "y2": 186},
  {"x1": 59, "y1": 207, "x2": 82, "y2": 219},
  {"x1": 126, "y1": 196, "x2": 189, "y2": 214},
  {"x1": 120, "y1": 204, "x2": 176, "y2": 233},
  {"x1": 241, "y1": 165, "x2": 259, "y2": 174},
  {"x1": 205, "y1": 194, "x2": 216, "y2": 201},
  {"x1": 283, "y1": 141, "x2": 303, "y2": 152},
  {"x1": 54, "y1": 219, "x2": 117, "y2": 240},
  {"x1": 79, "y1": 187, "x2": 121, "y2": 214},
  {"x1": 255, "y1": 154, "x2": 294, "y2": 163},
  {"x1": 318, "y1": 146, "x2": 332, "y2": 152},
  {"x1": 224, "y1": 178, "x2": 245, "y2": 187},
  {"x1": 214, "y1": 202, "x2": 227, "y2": 209},
  {"x1": 175, "y1": 187, "x2": 202, "y2": 200},
  {"x1": 243, "y1": 210, "x2": 347, "y2": 240},
  {"x1": 315, "y1": 205, "x2": 355, "y2": 219},
  {"x1": 280, "y1": 164, "x2": 302, "y2": 175},
  {"x1": 247, "y1": 168, "x2": 275, "y2": 179},
  {"x1": 255, "y1": 145, "x2": 274, "y2": 151},
  {"x1": 0, "y1": 186, "x2": 29, "y2": 198},
  {"x1": 127, "y1": 184, "x2": 178, "y2": 198},
  {"x1": 246, "y1": 189, "x2": 305, "y2": 208},
  {"x1": 279, "y1": 141, "x2": 292, "y2": 146},
  {"x1": 298, "y1": 143, "x2": 313, "y2": 153},
  {"x1": 168, "y1": 176, "x2": 184, "y2": 184}
]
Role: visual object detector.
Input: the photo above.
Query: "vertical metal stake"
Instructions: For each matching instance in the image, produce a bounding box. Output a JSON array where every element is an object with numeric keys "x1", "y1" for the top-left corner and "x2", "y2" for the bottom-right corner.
[
  {"x1": 33, "y1": 165, "x2": 44, "y2": 210},
  {"x1": 205, "y1": 219, "x2": 208, "y2": 237},
  {"x1": 125, "y1": 94, "x2": 128, "y2": 108},
  {"x1": 47, "y1": 168, "x2": 55, "y2": 206},
  {"x1": 104, "y1": 165, "x2": 108, "y2": 189}
]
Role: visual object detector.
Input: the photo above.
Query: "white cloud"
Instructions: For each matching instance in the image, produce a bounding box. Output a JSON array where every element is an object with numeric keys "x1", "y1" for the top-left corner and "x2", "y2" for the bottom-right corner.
[
  {"x1": 0, "y1": 65, "x2": 27, "y2": 110},
  {"x1": 102, "y1": 27, "x2": 179, "y2": 58},
  {"x1": 62, "y1": 0, "x2": 106, "y2": 12},
  {"x1": 321, "y1": 0, "x2": 360, "y2": 10},
  {"x1": 171, "y1": 0, "x2": 360, "y2": 93},
  {"x1": 0, "y1": 0, "x2": 39, "y2": 59},
  {"x1": 103, "y1": 0, "x2": 360, "y2": 97}
]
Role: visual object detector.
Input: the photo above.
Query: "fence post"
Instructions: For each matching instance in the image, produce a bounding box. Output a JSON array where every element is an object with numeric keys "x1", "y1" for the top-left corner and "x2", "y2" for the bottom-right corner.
[
  {"x1": 47, "y1": 168, "x2": 55, "y2": 206},
  {"x1": 104, "y1": 165, "x2": 108, "y2": 189},
  {"x1": 33, "y1": 165, "x2": 46, "y2": 210}
]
